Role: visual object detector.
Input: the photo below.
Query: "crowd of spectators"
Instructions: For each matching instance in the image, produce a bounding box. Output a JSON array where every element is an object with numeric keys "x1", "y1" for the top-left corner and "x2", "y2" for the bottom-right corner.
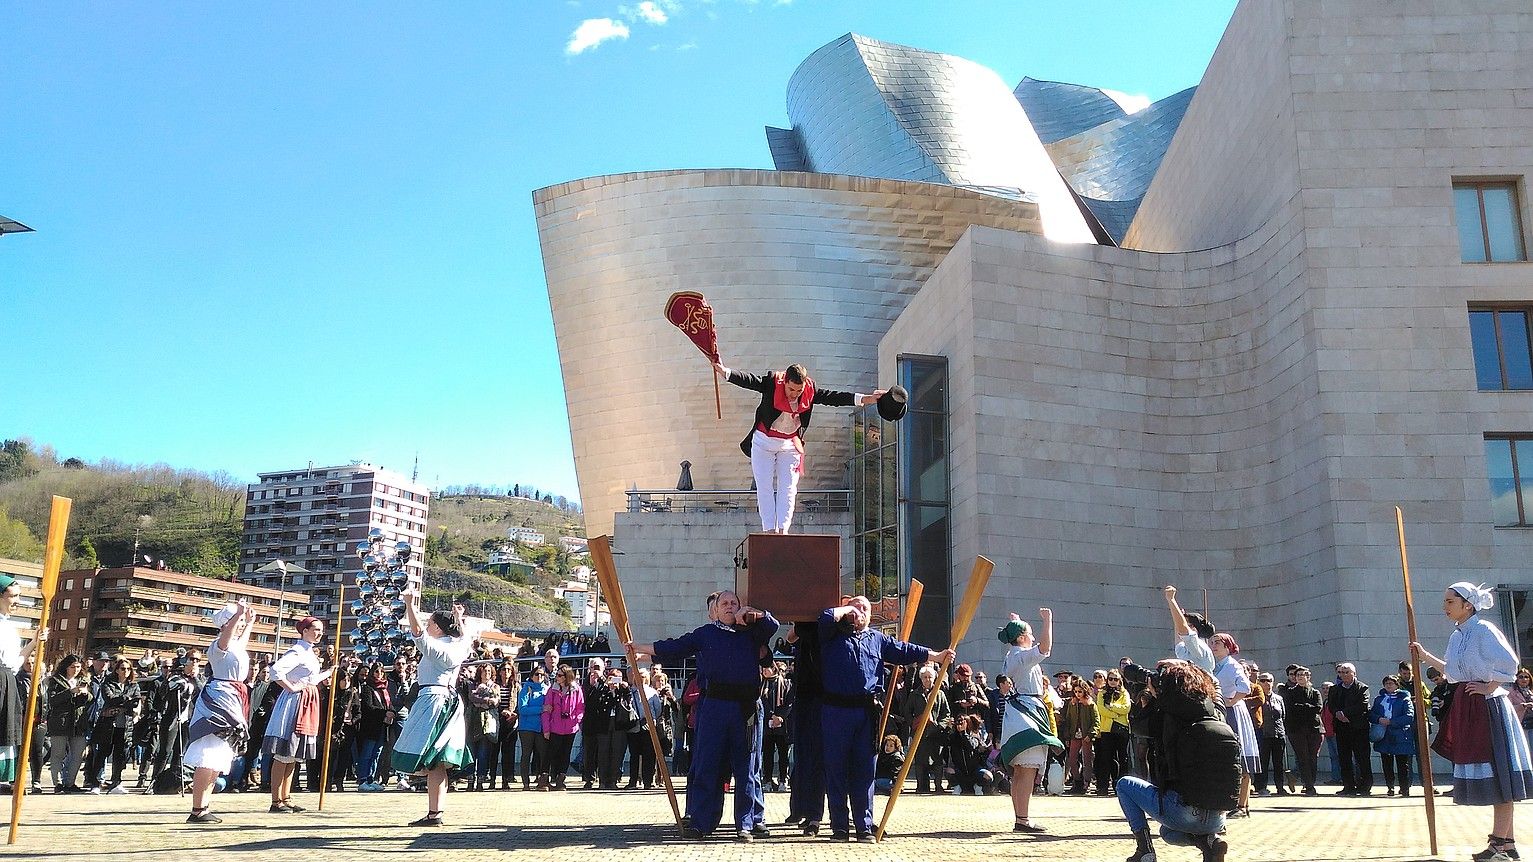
[{"x1": 11, "y1": 631, "x2": 1481, "y2": 806}]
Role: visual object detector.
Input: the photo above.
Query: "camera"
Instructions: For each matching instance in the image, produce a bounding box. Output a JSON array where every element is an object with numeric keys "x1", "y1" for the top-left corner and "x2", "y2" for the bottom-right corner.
[{"x1": 1120, "y1": 661, "x2": 1161, "y2": 692}]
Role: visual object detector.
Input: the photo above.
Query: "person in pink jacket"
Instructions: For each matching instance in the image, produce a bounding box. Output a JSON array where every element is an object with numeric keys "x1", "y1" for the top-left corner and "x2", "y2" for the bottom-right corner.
[{"x1": 542, "y1": 665, "x2": 585, "y2": 790}]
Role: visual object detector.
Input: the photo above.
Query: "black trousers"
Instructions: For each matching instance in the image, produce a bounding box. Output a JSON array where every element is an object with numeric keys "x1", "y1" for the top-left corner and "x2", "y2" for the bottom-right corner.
[
  {"x1": 1256, "y1": 735, "x2": 1287, "y2": 790},
  {"x1": 1335, "y1": 728, "x2": 1372, "y2": 790},
  {"x1": 495, "y1": 729, "x2": 517, "y2": 786},
  {"x1": 1380, "y1": 753, "x2": 1412, "y2": 790},
  {"x1": 761, "y1": 732, "x2": 790, "y2": 784},
  {"x1": 627, "y1": 730, "x2": 656, "y2": 786},
  {"x1": 548, "y1": 733, "x2": 575, "y2": 787},
  {"x1": 1093, "y1": 731, "x2": 1128, "y2": 792},
  {"x1": 1288, "y1": 725, "x2": 1321, "y2": 790}
]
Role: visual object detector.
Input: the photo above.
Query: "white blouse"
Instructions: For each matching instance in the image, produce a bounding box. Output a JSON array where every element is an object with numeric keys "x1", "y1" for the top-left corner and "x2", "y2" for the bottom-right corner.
[
  {"x1": 1445, "y1": 615, "x2": 1520, "y2": 690},
  {"x1": 1002, "y1": 644, "x2": 1050, "y2": 697}
]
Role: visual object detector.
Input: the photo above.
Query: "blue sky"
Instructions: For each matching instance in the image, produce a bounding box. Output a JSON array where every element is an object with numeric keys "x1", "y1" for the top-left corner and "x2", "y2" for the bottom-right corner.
[{"x1": 1, "y1": 1, "x2": 1237, "y2": 499}]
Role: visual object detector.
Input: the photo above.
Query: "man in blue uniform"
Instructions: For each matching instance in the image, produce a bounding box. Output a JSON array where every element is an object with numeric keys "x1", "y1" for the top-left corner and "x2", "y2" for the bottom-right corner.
[
  {"x1": 629, "y1": 590, "x2": 778, "y2": 842},
  {"x1": 783, "y1": 600, "x2": 843, "y2": 835},
  {"x1": 820, "y1": 596, "x2": 953, "y2": 841}
]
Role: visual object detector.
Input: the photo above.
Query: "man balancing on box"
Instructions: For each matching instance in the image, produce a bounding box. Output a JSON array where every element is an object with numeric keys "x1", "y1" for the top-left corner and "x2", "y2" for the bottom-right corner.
[
  {"x1": 628, "y1": 590, "x2": 779, "y2": 842},
  {"x1": 818, "y1": 596, "x2": 954, "y2": 842},
  {"x1": 713, "y1": 361, "x2": 906, "y2": 534}
]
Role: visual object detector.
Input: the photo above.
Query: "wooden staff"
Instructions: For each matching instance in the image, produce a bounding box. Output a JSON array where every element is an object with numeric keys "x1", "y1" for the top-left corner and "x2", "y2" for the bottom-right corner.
[
  {"x1": 713, "y1": 373, "x2": 722, "y2": 421},
  {"x1": 316, "y1": 584, "x2": 347, "y2": 813},
  {"x1": 9, "y1": 496, "x2": 71, "y2": 845},
  {"x1": 1396, "y1": 507, "x2": 1437, "y2": 857},
  {"x1": 876, "y1": 556, "x2": 994, "y2": 842},
  {"x1": 876, "y1": 579, "x2": 924, "y2": 741},
  {"x1": 589, "y1": 536, "x2": 683, "y2": 830}
]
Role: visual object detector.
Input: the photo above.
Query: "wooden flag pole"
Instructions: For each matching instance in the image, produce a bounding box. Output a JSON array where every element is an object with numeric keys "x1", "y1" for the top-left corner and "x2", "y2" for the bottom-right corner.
[
  {"x1": 316, "y1": 584, "x2": 347, "y2": 813},
  {"x1": 1396, "y1": 507, "x2": 1438, "y2": 857},
  {"x1": 876, "y1": 556, "x2": 994, "y2": 842},
  {"x1": 877, "y1": 580, "x2": 925, "y2": 741},
  {"x1": 590, "y1": 536, "x2": 683, "y2": 830},
  {"x1": 9, "y1": 496, "x2": 71, "y2": 845},
  {"x1": 713, "y1": 373, "x2": 722, "y2": 420}
]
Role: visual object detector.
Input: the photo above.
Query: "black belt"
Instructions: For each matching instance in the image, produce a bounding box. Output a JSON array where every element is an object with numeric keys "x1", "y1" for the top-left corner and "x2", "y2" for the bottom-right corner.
[
  {"x1": 821, "y1": 691, "x2": 876, "y2": 709},
  {"x1": 704, "y1": 682, "x2": 760, "y2": 703}
]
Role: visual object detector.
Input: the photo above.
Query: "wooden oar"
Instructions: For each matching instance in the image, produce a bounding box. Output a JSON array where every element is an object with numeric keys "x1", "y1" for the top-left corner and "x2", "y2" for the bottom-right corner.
[
  {"x1": 876, "y1": 556, "x2": 994, "y2": 842},
  {"x1": 9, "y1": 496, "x2": 71, "y2": 845},
  {"x1": 590, "y1": 536, "x2": 683, "y2": 830},
  {"x1": 317, "y1": 584, "x2": 348, "y2": 812},
  {"x1": 876, "y1": 579, "x2": 924, "y2": 741},
  {"x1": 1396, "y1": 507, "x2": 1437, "y2": 857}
]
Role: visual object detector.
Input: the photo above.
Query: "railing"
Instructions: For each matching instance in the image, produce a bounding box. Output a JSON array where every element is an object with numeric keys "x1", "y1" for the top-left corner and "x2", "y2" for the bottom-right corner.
[{"x1": 625, "y1": 488, "x2": 851, "y2": 514}]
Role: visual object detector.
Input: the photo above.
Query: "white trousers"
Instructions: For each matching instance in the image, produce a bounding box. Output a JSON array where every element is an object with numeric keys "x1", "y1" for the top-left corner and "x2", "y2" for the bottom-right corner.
[{"x1": 751, "y1": 430, "x2": 802, "y2": 533}]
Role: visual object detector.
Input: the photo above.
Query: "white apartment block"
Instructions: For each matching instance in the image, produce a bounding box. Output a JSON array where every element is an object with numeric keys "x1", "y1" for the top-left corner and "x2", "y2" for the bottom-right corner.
[{"x1": 239, "y1": 463, "x2": 429, "y2": 621}]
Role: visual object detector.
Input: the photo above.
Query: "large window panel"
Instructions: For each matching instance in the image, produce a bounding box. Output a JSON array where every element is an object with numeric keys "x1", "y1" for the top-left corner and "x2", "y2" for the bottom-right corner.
[
  {"x1": 1484, "y1": 185, "x2": 1529, "y2": 262},
  {"x1": 1504, "y1": 312, "x2": 1533, "y2": 390},
  {"x1": 1471, "y1": 310, "x2": 1505, "y2": 389},
  {"x1": 1486, "y1": 437, "x2": 1523, "y2": 527},
  {"x1": 1456, "y1": 181, "x2": 1529, "y2": 263},
  {"x1": 1457, "y1": 186, "x2": 1490, "y2": 263}
]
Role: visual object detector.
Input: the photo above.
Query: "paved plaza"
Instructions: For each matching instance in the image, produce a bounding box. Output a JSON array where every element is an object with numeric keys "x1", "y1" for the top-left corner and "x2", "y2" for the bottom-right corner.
[{"x1": 1, "y1": 781, "x2": 1499, "y2": 862}]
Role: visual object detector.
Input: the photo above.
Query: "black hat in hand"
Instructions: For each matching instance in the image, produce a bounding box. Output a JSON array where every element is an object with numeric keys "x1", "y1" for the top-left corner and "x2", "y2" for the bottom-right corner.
[{"x1": 877, "y1": 385, "x2": 909, "y2": 421}]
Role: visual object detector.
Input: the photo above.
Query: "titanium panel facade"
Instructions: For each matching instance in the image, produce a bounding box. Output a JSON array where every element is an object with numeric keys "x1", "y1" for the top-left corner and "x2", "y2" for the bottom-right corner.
[
  {"x1": 783, "y1": 34, "x2": 1095, "y2": 243},
  {"x1": 534, "y1": 169, "x2": 1043, "y2": 536}
]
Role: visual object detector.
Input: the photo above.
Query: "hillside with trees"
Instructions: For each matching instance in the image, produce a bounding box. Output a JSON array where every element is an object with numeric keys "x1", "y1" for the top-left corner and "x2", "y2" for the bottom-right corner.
[
  {"x1": 0, "y1": 438, "x2": 245, "y2": 577},
  {"x1": 0, "y1": 437, "x2": 587, "y2": 634}
]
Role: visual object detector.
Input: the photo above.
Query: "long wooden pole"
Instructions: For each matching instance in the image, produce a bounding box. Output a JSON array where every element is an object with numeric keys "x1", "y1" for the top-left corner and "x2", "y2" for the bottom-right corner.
[
  {"x1": 876, "y1": 556, "x2": 994, "y2": 842},
  {"x1": 877, "y1": 580, "x2": 924, "y2": 741},
  {"x1": 590, "y1": 536, "x2": 683, "y2": 830},
  {"x1": 316, "y1": 584, "x2": 346, "y2": 812},
  {"x1": 1396, "y1": 507, "x2": 1438, "y2": 857},
  {"x1": 9, "y1": 496, "x2": 71, "y2": 845},
  {"x1": 713, "y1": 374, "x2": 722, "y2": 421}
]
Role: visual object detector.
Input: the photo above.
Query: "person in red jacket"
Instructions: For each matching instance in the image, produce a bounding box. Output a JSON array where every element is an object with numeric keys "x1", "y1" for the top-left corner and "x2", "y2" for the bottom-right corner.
[{"x1": 714, "y1": 361, "x2": 886, "y2": 533}]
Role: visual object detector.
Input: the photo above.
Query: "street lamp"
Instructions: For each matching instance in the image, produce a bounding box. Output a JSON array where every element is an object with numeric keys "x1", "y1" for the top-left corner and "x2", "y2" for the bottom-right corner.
[{"x1": 255, "y1": 559, "x2": 309, "y2": 650}]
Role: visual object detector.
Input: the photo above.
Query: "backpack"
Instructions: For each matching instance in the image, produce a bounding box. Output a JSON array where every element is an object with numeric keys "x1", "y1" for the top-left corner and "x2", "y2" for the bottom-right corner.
[{"x1": 1165, "y1": 712, "x2": 1240, "y2": 812}]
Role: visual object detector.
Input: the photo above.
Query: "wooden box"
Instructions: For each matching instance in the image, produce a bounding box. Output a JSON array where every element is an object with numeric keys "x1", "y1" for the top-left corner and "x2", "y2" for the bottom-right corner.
[{"x1": 734, "y1": 532, "x2": 842, "y2": 622}]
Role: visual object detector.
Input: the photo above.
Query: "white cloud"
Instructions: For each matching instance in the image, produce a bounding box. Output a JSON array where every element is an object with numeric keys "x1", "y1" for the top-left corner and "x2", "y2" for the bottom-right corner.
[
  {"x1": 1101, "y1": 88, "x2": 1151, "y2": 115},
  {"x1": 677, "y1": 41, "x2": 697, "y2": 50},
  {"x1": 620, "y1": 0, "x2": 669, "y2": 24},
  {"x1": 566, "y1": 18, "x2": 631, "y2": 54}
]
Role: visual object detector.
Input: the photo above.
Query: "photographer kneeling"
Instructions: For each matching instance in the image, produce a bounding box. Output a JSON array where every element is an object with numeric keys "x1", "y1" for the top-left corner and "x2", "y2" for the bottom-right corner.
[{"x1": 1115, "y1": 660, "x2": 1239, "y2": 862}]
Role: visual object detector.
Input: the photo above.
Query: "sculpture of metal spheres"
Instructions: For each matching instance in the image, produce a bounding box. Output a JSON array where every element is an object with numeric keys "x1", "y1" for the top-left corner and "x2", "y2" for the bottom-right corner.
[{"x1": 349, "y1": 530, "x2": 417, "y2": 662}]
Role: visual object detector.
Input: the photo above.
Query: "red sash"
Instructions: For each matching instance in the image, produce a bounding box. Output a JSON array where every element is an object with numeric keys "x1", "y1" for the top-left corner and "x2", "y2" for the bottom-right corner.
[
  {"x1": 772, "y1": 372, "x2": 814, "y2": 415},
  {"x1": 1433, "y1": 687, "x2": 1494, "y2": 765}
]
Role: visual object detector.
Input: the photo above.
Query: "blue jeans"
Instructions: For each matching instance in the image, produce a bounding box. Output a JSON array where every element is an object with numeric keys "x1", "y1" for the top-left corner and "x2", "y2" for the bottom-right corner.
[
  {"x1": 356, "y1": 738, "x2": 384, "y2": 785},
  {"x1": 1116, "y1": 777, "x2": 1225, "y2": 845},
  {"x1": 472, "y1": 739, "x2": 498, "y2": 780},
  {"x1": 1326, "y1": 736, "x2": 1341, "y2": 782}
]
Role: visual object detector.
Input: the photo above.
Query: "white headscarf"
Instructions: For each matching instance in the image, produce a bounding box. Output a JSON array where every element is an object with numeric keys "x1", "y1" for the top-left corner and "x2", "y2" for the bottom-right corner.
[{"x1": 1448, "y1": 581, "x2": 1495, "y2": 612}]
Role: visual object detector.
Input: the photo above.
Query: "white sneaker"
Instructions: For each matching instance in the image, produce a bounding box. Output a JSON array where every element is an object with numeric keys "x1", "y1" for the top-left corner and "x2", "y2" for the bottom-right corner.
[
  {"x1": 394, "y1": 778, "x2": 411, "y2": 791},
  {"x1": 108, "y1": 785, "x2": 129, "y2": 795}
]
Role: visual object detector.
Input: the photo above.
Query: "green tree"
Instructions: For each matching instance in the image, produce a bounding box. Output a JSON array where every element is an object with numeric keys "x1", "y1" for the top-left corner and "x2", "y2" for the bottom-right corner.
[
  {"x1": 76, "y1": 536, "x2": 101, "y2": 568},
  {"x1": 0, "y1": 440, "x2": 41, "y2": 483},
  {"x1": 0, "y1": 505, "x2": 43, "y2": 562}
]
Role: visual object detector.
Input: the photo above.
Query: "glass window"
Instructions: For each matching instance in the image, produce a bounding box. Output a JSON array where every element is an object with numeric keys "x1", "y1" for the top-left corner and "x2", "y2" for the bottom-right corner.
[
  {"x1": 1469, "y1": 307, "x2": 1533, "y2": 390},
  {"x1": 1455, "y1": 181, "x2": 1528, "y2": 262},
  {"x1": 1486, "y1": 437, "x2": 1526, "y2": 527}
]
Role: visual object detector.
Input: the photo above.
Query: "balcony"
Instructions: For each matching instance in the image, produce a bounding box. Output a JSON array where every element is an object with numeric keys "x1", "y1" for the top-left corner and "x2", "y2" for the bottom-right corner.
[{"x1": 625, "y1": 488, "x2": 851, "y2": 514}]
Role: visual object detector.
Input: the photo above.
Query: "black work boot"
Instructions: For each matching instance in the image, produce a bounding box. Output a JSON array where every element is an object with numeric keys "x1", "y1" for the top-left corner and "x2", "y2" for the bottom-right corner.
[
  {"x1": 1127, "y1": 828, "x2": 1156, "y2": 862},
  {"x1": 1196, "y1": 833, "x2": 1228, "y2": 862}
]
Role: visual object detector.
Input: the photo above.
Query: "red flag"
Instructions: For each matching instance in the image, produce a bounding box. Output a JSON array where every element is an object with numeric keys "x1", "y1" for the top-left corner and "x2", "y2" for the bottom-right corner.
[{"x1": 664, "y1": 291, "x2": 719, "y2": 363}]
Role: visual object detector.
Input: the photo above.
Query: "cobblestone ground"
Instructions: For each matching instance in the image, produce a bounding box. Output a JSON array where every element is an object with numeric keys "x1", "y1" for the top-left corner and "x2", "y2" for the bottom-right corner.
[{"x1": 1, "y1": 780, "x2": 1503, "y2": 862}]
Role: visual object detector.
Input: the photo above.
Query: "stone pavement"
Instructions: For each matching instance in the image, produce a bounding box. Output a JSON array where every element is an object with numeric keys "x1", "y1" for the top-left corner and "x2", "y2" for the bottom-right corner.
[{"x1": 0, "y1": 782, "x2": 1503, "y2": 862}]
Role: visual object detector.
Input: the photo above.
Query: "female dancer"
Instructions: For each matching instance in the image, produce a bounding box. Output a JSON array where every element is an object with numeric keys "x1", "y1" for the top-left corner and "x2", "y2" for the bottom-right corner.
[
  {"x1": 185, "y1": 601, "x2": 255, "y2": 822},
  {"x1": 1411, "y1": 582, "x2": 1533, "y2": 862},
  {"x1": 263, "y1": 616, "x2": 331, "y2": 813},
  {"x1": 998, "y1": 608, "x2": 1061, "y2": 834},
  {"x1": 1209, "y1": 632, "x2": 1259, "y2": 816},
  {"x1": 390, "y1": 586, "x2": 474, "y2": 825}
]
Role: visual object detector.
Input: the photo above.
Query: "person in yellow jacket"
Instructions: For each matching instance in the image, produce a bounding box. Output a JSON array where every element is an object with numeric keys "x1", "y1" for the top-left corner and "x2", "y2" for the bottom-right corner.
[{"x1": 1092, "y1": 669, "x2": 1132, "y2": 796}]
